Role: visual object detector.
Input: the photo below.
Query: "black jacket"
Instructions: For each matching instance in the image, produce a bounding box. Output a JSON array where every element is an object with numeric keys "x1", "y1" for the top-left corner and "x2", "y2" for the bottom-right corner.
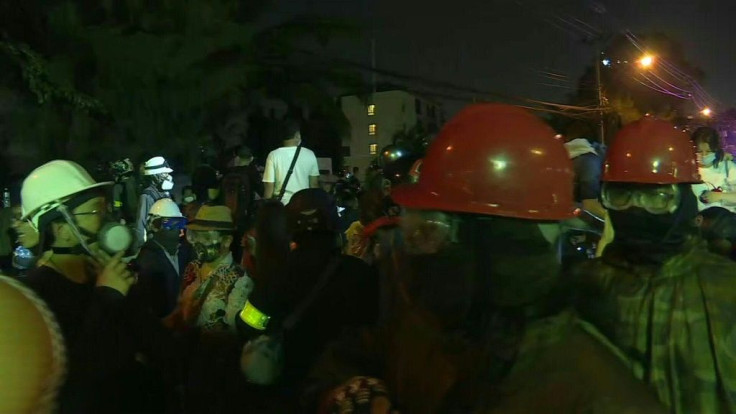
[
  {"x1": 135, "y1": 240, "x2": 192, "y2": 318},
  {"x1": 24, "y1": 265, "x2": 182, "y2": 413}
]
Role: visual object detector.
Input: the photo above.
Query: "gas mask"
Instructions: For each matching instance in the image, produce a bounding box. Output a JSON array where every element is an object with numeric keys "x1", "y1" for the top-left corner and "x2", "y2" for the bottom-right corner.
[
  {"x1": 55, "y1": 205, "x2": 133, "y2": 256},
  {"x1": 187, "y1": 230, "x2": 226, "y2": 263},
  {"x1": 161, "y1": 176, "x2": 174, "y2": 191}
]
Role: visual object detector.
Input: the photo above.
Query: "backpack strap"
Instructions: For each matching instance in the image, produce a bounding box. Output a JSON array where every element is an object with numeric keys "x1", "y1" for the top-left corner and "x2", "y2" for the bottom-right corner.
[
  {"x1": 277, "y1": 145, "x2": 302, "y2": 202},
  {"x1": 282, "y1": 255, "x2": 341, "y2": 331}
]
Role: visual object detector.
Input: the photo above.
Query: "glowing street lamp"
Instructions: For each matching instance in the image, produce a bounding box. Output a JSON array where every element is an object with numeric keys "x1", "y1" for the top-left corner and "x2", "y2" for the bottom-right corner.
[
  {"x1": 701, "y1": 107, "x2": 712, "y2": 117},
  {"x1": 638, "y1": 55, "x2": 655, "y2": 68}
]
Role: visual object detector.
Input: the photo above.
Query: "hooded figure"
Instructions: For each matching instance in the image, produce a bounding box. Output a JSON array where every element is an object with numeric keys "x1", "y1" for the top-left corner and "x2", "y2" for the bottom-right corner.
[
  {"x1": 572, "y1": 118, "x2": 736, "y2": 413},
  {"x1": 309, "y1": 104, "x2": 665, "y2": 413}
]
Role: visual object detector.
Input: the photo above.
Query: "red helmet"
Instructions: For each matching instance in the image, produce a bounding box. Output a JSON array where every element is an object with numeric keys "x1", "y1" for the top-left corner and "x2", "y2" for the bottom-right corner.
[
  {"x1": 392, "y1": 104, "x2": 575, "y2": 220},
  {"x1": 603, "y1": 118, "x2": 701, "y2": 184}
]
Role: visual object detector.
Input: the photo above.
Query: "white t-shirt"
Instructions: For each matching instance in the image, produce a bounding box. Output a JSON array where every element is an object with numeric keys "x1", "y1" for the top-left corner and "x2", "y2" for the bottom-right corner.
[
  {"x1": 691, "y1": 160, "x2": 736, "y2": 212},
  {"x1": 262, "y1": 146, "x2": 319, "y2": 205}
]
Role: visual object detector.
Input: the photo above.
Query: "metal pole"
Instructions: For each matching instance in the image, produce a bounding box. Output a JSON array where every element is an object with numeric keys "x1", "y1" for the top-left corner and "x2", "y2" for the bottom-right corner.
[{"x1": 595, "y1": 51, "x2": 605, "y2": 145}]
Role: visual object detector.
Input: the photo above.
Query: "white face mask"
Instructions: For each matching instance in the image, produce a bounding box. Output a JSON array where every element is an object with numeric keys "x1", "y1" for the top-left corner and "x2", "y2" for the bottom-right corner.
[{"x1": 161, "y1": 177, "x2": 174, "y2": 191}]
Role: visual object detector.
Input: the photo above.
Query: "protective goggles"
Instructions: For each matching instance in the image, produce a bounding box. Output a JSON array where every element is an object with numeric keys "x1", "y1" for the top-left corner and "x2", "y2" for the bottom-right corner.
[
  {"x1": 155, "y1": 217, "x2": 187, "y2": 231},
  {"x1": 601, "y1": 183, "x2": 680, "y2": 214}
]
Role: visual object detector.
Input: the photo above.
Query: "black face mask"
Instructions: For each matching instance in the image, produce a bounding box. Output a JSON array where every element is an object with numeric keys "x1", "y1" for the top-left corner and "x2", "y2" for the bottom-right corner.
[
  {"x1": 153, "y1": 229, "x2": 181, "y2": 254},
  {"x1": 608, "y1": 184, "x2": 698, "y2": 262}
]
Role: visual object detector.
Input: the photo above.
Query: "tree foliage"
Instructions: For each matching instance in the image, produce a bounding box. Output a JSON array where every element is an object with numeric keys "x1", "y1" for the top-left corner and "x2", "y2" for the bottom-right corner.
[{"x1": 0, "y1": 0, "x2": 364, "y2": 176}]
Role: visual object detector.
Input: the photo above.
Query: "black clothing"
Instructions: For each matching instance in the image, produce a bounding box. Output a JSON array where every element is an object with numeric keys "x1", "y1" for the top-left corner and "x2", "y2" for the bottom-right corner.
[
  {"x1": 240, "y1": 251, "x2": 379, "y2": 388},
  {"x1": 191, "y1": 164, "x2": 219, "y2": 202},
  {"x1": 136, "y1": 240, "x2": 192, "y2": 318},
  {"x1": 24, "y1": 265, "x2": 180, "y2": 413}
]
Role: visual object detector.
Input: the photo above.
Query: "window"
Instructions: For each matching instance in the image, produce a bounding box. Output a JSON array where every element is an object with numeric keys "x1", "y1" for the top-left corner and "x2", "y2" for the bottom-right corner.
[
  {"x1": 367, "y1": 104, "x2": 375, "y2": 116},
  {"x1": 369, "y1": 124, "x2": 377, "y2": 135},
  {"x1": 369, "y1": 144, "x2": 378, "y2": 155},
  {"x1": 415, "y1": 98, "x2": 422, "y2": 114}
]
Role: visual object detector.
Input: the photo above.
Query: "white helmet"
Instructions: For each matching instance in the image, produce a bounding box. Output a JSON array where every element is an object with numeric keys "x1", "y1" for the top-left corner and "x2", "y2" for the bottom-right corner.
[
  {"x1": 148, "y1": 198, "x2": 183, "y2": 219},
  {"x1": 21, "y1": 161, "x2": 111, "y2": 228},
  {"x1": 143, "y1": 156, "x2": 173, "y2": 176}
]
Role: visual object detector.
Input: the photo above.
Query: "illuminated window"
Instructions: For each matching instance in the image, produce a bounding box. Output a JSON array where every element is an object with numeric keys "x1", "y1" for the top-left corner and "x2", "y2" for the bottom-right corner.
[
  {"x1": 367, "y1": 104, "x2": 375, "y2": 116},
  {"x1": 369, "y1": 124, "x2": 377, "y2": 135},
  {"x1": 369, "y1": 144, "x2": 378, "y2": 155}
]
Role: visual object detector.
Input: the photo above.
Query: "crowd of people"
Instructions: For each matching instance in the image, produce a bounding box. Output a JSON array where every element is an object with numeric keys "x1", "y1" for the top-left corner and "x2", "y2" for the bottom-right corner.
[{"x1": 1, "y1": 104, "x2": 736, "y2": 413}]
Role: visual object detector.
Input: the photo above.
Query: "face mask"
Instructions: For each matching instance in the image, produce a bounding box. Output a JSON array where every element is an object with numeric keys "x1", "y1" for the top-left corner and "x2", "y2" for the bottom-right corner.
[
  {"x1": 184, "y1": 195, "x2": 195, "y2": 204},
  {"x1": 193, "y1": 241, "x2": 222, "y2": 263},
  {"x1": 154, "y1": 229, "x2": 181, "y2": 253},
  {"x1": 57, "y1": 205, "x2": 133, "y2": 256},
  {"x1": 701, "y1": 153, "x2": 716, "y2": 166},
  {"x1": 608, "y1": 187, "x2": 698, "y2": 262},
  {"x1": 161, "y1": 176, "x2": 174, "y2": 191}
]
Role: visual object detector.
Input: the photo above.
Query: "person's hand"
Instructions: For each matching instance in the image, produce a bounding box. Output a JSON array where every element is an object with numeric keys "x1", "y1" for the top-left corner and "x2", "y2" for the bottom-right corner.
[
  {"x1": 87, "y1": 248, "x2": 137, "y2": 296},
  {"x1": 701, "y1": 191, "x2": 723, "y2": 204}
]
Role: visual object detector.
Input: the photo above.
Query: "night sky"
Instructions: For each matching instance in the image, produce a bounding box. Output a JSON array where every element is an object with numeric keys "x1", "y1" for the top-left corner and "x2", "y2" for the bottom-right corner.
[{"x1": 269, "y1": 0, "x2": 736, "y2": 116}]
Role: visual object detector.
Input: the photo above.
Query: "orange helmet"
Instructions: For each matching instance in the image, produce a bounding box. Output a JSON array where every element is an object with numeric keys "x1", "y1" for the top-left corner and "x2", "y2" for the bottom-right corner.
[
  {"x1": 392, "y1": 104, "x2": 575, "y2": 220},
  {"x1": 603, "y1": 118, "x2": 701, "y2": 184}
]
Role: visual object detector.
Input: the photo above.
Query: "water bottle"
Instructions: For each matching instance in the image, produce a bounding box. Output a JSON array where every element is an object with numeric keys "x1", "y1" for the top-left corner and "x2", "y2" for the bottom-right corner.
[{"x1": 2, "y1": 188, "x2": 9, "y2": 208}]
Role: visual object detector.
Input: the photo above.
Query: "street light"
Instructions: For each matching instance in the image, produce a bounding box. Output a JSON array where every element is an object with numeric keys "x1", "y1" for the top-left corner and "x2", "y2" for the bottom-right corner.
[
  {"x1": 638, "y1": 55, "x2": 655, "y2": 68},
  {"x1": 701, "y1": 107, "x2": 712, "y2": 117}
]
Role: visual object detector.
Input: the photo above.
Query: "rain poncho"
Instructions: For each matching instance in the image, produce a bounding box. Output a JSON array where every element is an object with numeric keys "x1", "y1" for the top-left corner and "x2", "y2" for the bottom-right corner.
[{"x1": 573, "y1": 239, "x2": 736, "y2": 413}]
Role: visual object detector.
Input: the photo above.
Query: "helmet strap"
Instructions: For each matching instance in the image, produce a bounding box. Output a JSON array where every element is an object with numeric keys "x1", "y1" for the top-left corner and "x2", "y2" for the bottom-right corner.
[{"x1": 56, "y1": 204, "x2": 94, "y2": 257}]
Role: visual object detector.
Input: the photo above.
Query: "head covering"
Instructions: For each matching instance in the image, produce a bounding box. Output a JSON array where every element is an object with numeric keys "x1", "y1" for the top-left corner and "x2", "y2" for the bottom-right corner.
[
  {"x1": 237, "y1": 146, "x2": 254, "y2": 159},
  {"x1": 143, "y1": 156, "x2": 173, "y2": 176},
  {"x1": 187, "y1": 205, "x2": 235, "y2": 231},
  {"x1": 286, "y1": 189, "x2": 339, "y2": 234}
]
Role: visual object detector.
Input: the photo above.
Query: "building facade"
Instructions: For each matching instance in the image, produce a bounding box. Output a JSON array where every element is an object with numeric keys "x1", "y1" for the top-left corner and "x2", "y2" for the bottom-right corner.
[{"x1": 339, "y1": 90, "x2": 444, "y2": 179}]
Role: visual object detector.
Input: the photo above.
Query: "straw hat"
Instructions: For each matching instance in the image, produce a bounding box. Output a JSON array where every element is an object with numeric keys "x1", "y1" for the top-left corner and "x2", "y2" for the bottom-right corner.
[{"x1": 187, "y1": 205, "x2": 235, "y2": 231}]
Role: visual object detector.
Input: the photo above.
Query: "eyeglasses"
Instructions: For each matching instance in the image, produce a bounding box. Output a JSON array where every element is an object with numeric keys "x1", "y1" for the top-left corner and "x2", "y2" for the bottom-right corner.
[{"x1": 602, "y1": 183, "x2": 680, "y2": 214}]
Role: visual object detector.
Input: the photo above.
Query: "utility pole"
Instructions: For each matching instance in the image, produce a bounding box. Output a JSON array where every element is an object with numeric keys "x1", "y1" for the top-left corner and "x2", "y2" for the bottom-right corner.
[{"x1": 595, "y1": 50, "x2": 606, "y2": 145}]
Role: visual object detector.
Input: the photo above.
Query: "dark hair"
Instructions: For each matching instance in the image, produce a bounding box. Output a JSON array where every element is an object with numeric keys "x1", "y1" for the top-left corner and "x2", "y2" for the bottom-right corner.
[
  {"x1": 565, "y1": 121, "x2": 596, "y2": 143},
  {"x1": 280, "y1": 118, "x2": 301, "y2": 142},
  {"x1": 699, "y1": 207, "x2": 736, "y2": 241},
  {"x1": 237, "y1": 145, "x2": 253, "y2": 159},
  {"x1": 692, "y1": 127, "x2": 725, "y2": 167}
]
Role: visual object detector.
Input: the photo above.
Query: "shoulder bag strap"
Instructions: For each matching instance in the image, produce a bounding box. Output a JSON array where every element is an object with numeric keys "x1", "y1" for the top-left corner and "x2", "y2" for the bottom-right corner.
[
  {"x1": 282, "y1": 255, "x2": 341, "y2": 331},
  {"x1": 277, "y1": 145, "x2": 302, "y2": 202}
]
